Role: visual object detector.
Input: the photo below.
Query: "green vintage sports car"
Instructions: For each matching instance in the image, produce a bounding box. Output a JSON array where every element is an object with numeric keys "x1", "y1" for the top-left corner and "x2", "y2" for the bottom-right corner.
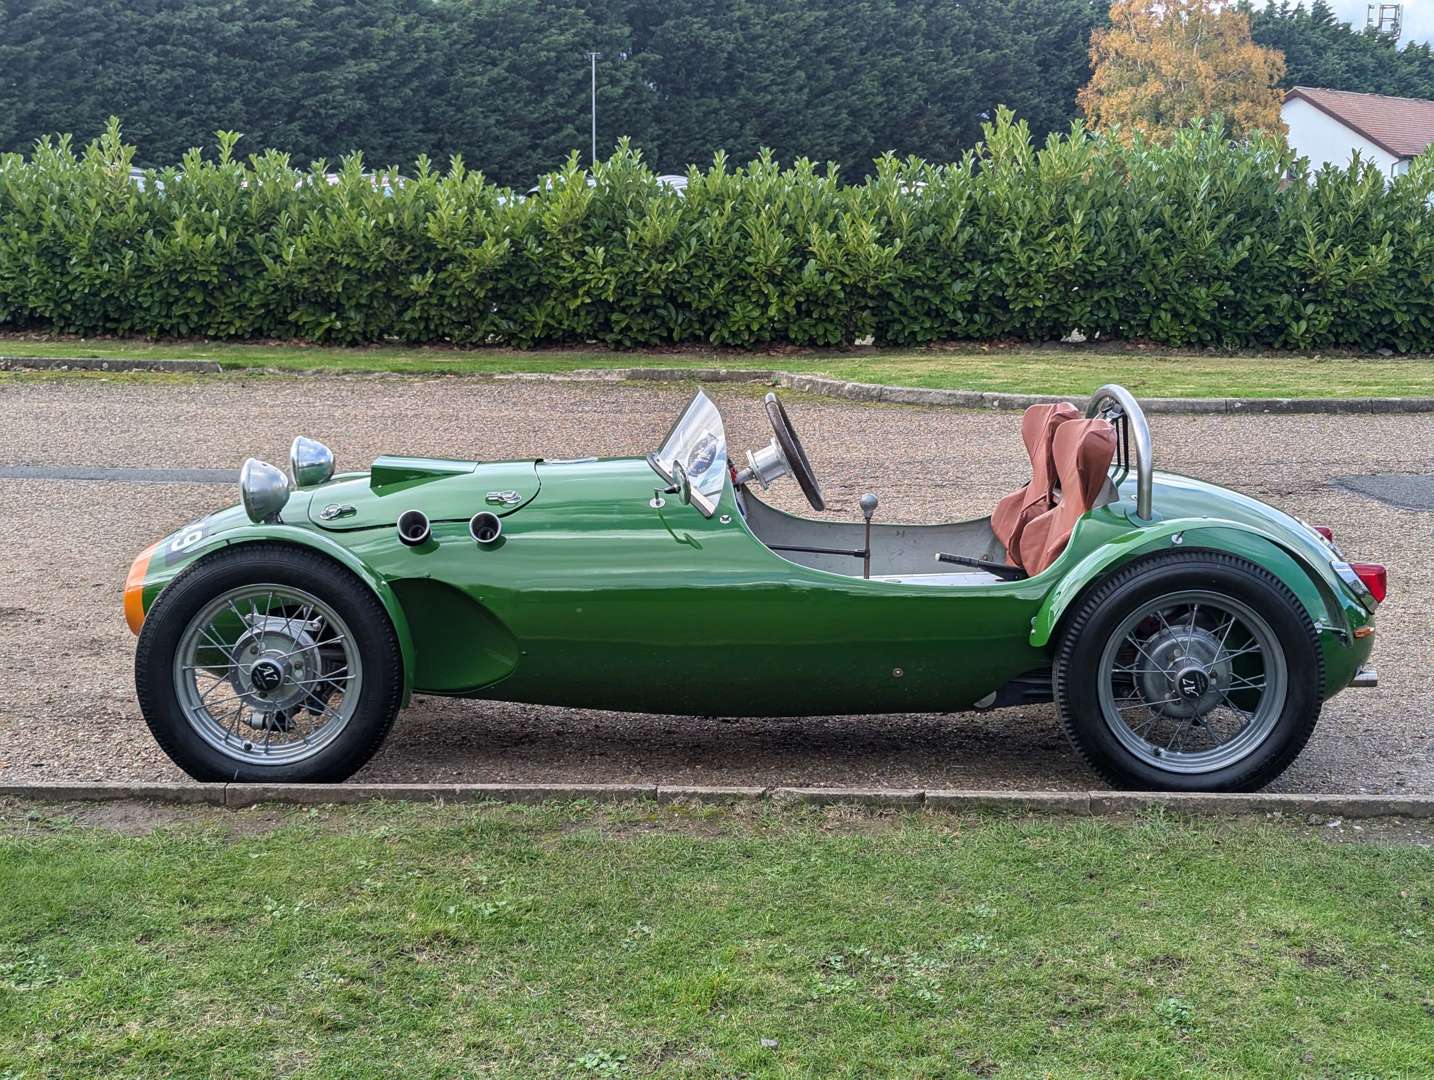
[{"x1": 125, "y1": 385, "x2": 1383, "y2": 791}]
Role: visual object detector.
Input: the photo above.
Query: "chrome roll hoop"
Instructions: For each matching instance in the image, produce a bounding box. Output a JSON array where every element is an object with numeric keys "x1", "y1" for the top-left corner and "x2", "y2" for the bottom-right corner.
[{"x1": 1085, "y1": 384, "x2": 1152, "y2": 522}]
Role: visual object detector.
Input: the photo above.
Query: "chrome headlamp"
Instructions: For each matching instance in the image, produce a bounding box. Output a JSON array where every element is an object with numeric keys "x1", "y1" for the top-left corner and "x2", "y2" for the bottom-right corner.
[
  {"x1": 240, "y1": 458, "x2": 291, "y2": 523},
  {"x1": 289, "y1": 436, "x2": 335, "y2": 488}
]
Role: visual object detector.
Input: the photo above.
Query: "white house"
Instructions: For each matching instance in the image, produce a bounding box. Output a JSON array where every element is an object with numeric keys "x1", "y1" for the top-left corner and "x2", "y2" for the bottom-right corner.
[{"x1": 1282, "y1": 86, "x2": 1434, "y2": 176}]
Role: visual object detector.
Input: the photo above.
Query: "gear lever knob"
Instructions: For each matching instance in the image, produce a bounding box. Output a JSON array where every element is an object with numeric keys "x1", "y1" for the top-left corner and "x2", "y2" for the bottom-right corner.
[{"x1": 859, "y1": 493, "x2": 879, "y2": 578}]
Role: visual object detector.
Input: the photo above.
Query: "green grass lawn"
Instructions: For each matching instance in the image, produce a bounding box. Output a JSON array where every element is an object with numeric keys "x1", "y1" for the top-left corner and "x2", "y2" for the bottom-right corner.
[
  {"x1": 4, "y1": 334, "x2": 1434, "y2": 398},
  {"x1": 1, "y1": 799, "x2": 1430, "y2": 1079}
]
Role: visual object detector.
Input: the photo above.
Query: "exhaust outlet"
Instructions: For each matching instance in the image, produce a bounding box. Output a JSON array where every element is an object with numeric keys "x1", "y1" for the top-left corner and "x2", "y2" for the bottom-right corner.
[
  {"x1": 469, "y1": 511, "x2": 503, "y2": 545},
  {"x1": 396, "y1": 509, "x2": 431, "y2": 546}
]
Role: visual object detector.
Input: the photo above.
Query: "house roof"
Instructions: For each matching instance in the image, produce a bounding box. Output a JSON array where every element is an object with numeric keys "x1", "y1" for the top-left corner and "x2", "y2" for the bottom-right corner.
[{"x1": 1283, "y1": 86, "x2": 1434, "y2": 160}]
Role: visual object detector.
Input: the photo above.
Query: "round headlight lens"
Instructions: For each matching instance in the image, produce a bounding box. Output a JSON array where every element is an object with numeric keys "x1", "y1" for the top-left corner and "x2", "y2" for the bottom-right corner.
[{"x1": 240, "y1": 458, "x2": 291, "y2": 523}]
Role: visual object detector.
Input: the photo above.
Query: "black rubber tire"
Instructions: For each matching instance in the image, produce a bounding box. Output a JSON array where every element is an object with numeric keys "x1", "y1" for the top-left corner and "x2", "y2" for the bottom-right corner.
[
  {"x1": 1053, "y1": 551, "x2": 1323, "y2": 793},
  {"x1": 135, "y1": 543, "x2": 403, "y2": 783}
]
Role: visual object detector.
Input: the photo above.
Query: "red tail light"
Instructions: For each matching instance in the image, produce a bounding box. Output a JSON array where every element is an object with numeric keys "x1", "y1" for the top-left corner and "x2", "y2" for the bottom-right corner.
[
  {"x1": 1351, "y1": 563, "x2": 1386, "y2": 604},
  {"x1": 1313, "y1": 526, "x2": 1334, "y2": 542}
]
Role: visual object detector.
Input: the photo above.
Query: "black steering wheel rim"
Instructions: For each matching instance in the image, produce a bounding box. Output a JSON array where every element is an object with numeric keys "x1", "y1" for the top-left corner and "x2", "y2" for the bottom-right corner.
[{"x1": 763, "y1": 392, "x2": 826, "y2": 511}]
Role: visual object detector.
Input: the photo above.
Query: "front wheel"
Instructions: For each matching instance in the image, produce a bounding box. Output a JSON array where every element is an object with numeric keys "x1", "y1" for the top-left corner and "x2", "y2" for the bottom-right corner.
[
  {"x1": 1054, "y1": 552, "x2": 1322, "y2": 792},
  {"x1": 136, "y1": 544, "x2": 403, "y2": 782}
]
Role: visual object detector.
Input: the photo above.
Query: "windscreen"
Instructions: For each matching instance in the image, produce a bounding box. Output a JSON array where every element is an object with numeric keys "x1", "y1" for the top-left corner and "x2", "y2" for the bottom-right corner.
[{"x1": 649, "y1": 390, "x2": 727, "y2": 516}]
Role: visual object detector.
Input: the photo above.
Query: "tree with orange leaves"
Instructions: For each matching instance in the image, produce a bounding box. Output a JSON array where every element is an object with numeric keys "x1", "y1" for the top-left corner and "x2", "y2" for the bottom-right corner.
[{"x1": 1078, "y1": 0, "x2": 1286, "y2": 141}]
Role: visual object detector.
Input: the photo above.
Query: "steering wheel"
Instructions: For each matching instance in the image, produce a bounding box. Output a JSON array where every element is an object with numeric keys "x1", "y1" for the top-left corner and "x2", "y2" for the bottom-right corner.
[{"x1": 763, "y1": 392, "x2": 826, "y2": 511}]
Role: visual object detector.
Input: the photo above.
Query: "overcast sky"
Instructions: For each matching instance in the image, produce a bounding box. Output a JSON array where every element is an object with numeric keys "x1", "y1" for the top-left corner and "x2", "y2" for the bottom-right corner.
[{"x1": 1327, "y1": 0, "x2": 1434, "y2": 45}]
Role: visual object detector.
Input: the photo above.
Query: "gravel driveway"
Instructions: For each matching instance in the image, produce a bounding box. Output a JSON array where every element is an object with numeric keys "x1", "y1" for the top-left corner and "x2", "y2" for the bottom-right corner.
[{"x1": 1, "y1": 372, "x2": 1429, "y2": 794}]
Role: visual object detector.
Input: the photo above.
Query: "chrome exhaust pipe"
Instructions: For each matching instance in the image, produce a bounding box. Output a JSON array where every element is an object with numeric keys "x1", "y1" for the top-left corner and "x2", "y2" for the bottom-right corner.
[
  {"x1": 396, "y1": 509, "x2": 431, "y2": 546},
  {"x1": 469, "y1": 511, "x2": 502, "y2": 545}
]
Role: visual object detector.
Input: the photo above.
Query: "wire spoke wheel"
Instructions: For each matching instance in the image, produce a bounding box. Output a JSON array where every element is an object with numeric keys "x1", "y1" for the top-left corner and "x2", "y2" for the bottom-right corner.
[
  {"x1": 172, "y1": 584, "x2": 363, "y2": 766},
  {"x1": 1097, "y1": 589, "x2": 1288, "y2": 774}
]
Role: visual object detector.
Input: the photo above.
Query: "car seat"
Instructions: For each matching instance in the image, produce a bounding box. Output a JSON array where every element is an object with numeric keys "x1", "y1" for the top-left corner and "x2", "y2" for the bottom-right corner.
[
  {"x1": 1017, "y1": 417, "x2": 1117, "y2": 576},
  {"x1": 991, "y1": 402, "x2": 1081, "y2": 570}
]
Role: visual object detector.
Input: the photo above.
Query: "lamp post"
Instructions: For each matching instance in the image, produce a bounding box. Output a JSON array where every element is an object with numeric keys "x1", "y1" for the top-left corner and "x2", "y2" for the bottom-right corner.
[{"x1": 587, "y1": 51, "x2": 601, "y2": 166}]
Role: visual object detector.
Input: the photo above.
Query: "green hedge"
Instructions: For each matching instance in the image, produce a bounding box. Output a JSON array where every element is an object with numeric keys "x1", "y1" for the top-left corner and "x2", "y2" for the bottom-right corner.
[{"x1": 3, "y1": 115, "x2": 1433, "y2": 350}]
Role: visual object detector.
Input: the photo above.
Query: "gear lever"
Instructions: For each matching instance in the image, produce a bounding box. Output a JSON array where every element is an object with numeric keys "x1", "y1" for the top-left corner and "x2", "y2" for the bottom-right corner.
[{"x1": 860, "y1": 493, "x2": 879, "y2": 578}]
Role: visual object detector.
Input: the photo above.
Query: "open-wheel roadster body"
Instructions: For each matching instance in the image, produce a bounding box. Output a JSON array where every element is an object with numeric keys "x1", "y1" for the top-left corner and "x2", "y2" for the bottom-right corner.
[{"x1": 126, "y1": 385, "x2": 1383, "y2": 791}]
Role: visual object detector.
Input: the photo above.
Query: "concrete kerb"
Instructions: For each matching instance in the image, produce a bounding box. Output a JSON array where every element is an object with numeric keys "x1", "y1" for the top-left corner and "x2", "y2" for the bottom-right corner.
[
  {"x1": 0, "y1": 355, "x2": 223, "y2": 374},
  {"x1": 1087, "y1": 791, "x2": 1434, "y2": 819},
  {"x1": 7, "y1": 355, "x2": 1434, "y2": 414},
  {"x1": 770, "y1": 786, "x2": 925, "y2": 808},
  {"x1": 656, "y1": 784, "x2": 767, "y2": 804},
  {"x1": 3, "y1": 782, "x2": 1433, "y2": 819},
  {"x1": 222, "y1": 782, "x2": 661, "y2": 807},
  {"x1": 0, "y1": 782, "x2": 228, "y2": 804},
  {"x1": 924, "y1": 790, "x2": 1094, "y2": 814}
]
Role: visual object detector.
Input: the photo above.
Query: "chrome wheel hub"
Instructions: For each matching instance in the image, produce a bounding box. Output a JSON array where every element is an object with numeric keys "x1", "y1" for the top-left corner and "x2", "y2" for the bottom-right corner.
[
  {"x1": 1135, "y1": 624, "x2": 1231, "y2": 720},
  {"x1": 228, "y1": 616, "x2": 321, "y2": 716}
]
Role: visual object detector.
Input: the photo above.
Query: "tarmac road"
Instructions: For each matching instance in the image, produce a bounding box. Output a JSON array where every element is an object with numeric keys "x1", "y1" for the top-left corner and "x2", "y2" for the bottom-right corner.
[{"x1": 1, "y1": 371, "x2": 1430, "y2": 794}]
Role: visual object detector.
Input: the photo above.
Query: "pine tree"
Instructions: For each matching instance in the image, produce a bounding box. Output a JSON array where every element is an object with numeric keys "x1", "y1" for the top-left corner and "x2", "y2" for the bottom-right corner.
[{"x1": 1248, "y1": 0, "x2": 1434, "y2": 102}]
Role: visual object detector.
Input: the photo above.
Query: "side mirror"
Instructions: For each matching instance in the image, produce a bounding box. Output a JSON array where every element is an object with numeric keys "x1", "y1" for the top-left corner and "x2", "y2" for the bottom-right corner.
[
  {"x1": 650, "y1": 461, "x2": 692, "y2": 509},
  {"x1": 669, "y1": 462, "x2": 692, "y2": 506}
]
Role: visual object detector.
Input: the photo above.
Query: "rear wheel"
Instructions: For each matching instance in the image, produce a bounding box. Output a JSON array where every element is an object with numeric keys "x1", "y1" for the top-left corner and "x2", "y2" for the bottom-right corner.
[
  {"x1": 136, "y1": 544, "x2": 402, "y2": 782},
  {"x1": 1054, "y1": 552, "x2": 1322, "y2": 792}
]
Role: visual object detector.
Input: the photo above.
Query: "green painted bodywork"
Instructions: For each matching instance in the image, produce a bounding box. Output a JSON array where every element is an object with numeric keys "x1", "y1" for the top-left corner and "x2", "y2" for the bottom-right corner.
[{"x1": 131, "y1": 431, "x2": 1376, "y2": 717}]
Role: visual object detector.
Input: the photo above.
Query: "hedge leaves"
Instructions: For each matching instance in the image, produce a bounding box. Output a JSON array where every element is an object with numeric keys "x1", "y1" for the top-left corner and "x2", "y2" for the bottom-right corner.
[{"x1": 3, "y1": 116, "x2": 1432, "y2": 351}]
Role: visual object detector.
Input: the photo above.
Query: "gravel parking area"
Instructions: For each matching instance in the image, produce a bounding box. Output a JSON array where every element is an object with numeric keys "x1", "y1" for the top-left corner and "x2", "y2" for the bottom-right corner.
[{"x1": 1, "y1": 371, "x2": 1430, "y2": 794}]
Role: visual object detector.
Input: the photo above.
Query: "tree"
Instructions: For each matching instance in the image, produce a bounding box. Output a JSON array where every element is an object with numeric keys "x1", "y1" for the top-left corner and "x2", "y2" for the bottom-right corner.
[
  {"x1": 1248, "y1": 0, "x2": 1434, "y2": 102},
  {"x1": 1078, "y1": 0, "x2": 1286, "y2": 140},
  {"x1": 0, "y1": 0, "x2": 1106, "y2": 181}
]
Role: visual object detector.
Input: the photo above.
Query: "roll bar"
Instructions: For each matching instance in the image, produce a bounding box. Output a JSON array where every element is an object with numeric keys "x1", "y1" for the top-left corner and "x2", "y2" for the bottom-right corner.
[{"x1": 1085, "y1": 384, "x2": 1152, "y2": 521}]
